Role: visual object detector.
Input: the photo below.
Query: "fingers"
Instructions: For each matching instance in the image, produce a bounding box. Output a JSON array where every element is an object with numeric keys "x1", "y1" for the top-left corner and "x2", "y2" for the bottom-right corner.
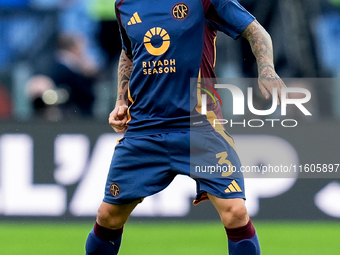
[
  {"x1": 109, "y1": 105, "x2": 128, "y2": 123},
  {"x1": 110, "y1": 117, "x2": 128, "y2": 133},
  {"x1": 108, "y1": 105, "x2": 129, "y2": 133},
  {"x1": 272, "y1": 80, "x2": 282, "y2": 105},
  {"x1": 116, "y1": 105, "x2": 128, "y2": 118},
  {"x1": 113, "y1": 124, "x2": 128, "y2": 133},
  {"x1": 259, "y1": 78, "x2": 286, "y2": 105},
  {"x1": 278, "y1": 79, "x2": 287, "y2": 102},
  {"x1": 258, "y1": 80, "x2": 270, "y2": 100}
]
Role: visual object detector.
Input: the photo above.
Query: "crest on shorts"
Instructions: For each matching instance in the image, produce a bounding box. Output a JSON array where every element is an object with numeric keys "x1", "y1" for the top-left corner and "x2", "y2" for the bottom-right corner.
[
  {"x1": 172, "y1": 3, "x2": 189, "y2": 20},
  {"x1": 110, "y1": 183, "x2": 120, "y2": 197}
]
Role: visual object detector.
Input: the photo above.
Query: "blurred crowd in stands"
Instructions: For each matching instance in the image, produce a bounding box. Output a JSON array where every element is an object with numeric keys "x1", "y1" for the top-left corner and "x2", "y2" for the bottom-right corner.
[{"x1": 0, "y1": 0, "x2": 340, "y2": 121}]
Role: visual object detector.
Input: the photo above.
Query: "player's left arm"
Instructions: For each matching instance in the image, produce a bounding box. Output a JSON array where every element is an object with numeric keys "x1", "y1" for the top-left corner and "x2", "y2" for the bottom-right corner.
[{"x1": 241, "y1": 20, "x2": 286, "y2": 104}]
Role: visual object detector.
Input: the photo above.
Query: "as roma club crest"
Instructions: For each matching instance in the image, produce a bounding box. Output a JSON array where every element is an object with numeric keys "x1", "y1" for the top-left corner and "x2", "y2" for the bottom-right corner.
[
  {"x1": 110, "y1": 183, "x2": 120, "y2": 197},
  {"x1": 172, "y1": 3, "x2": 189, "y2": 20}
]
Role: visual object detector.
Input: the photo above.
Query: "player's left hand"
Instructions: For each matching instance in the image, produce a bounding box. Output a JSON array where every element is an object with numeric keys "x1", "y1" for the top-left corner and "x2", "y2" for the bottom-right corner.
[{"x1": 258, "y1": 65, "x2": 287, "y2": 104}]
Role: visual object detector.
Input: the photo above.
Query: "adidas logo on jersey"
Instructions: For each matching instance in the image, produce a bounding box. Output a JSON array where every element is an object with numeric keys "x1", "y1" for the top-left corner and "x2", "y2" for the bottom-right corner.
[
  {"x1": 127, "y1": 12, "x2": 142, "y2": 25},
  {"x1": 225, "y1": 180, "x2": 242, "y2": 193}
]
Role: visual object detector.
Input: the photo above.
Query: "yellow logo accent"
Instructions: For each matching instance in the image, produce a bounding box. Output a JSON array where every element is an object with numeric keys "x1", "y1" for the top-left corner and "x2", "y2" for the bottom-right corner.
[
  {"x1": 144, "y1": 27, "x2": 170, "y2": 56},
  {"x1": 225, "y1": 180, "x2": 242, "y2": 193},
  {"x1": 127, "y1": 12, "x2": 142, "y2": 25},
  {"x1": 142, "y1": 59, "x2": 176, "y2": 75},
  {"x1": 216, "y1": 151, "x2": 233, "y2": 177},
  {"x1": 110, "y1": 183, "x2": 120, "y2": 197},
  {"x1": 172, "y1": 3, "x2": 189, "y2": 20}
]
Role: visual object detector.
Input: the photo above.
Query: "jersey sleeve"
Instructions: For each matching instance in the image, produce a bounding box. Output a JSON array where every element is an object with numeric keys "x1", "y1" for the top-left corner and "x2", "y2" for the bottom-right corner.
[
  {"x1": 115, "y1": 3, "x2": 133, "y2": 56},
  {"x1": 203, "y1": 0, "x2": 255, "y2": 39}
]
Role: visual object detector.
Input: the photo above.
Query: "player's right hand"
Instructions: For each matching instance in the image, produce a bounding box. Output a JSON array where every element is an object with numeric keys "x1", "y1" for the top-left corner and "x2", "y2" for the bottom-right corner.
[{"x1": 108, "y1": 105, "x2": 129, "y2": 133}]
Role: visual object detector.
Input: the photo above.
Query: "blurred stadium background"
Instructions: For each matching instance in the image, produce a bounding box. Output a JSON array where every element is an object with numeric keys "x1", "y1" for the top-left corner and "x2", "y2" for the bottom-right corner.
[{"x1": 1, "y1": 0, "x2": 340, "y2": 254}]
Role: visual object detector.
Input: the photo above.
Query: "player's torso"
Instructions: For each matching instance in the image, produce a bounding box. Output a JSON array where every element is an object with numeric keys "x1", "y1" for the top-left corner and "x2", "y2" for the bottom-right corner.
[
  {"x1": 116, "y1": 0, "x2": 205, "y2": 64},
  {"x1": 116, "y1": 0, "x2": 208, "y2": 133}
]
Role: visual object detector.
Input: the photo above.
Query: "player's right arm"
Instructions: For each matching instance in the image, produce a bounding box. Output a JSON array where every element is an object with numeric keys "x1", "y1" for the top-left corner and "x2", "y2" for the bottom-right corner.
[{"x1": 109, "y1": 50, "x2": 133, "y2": 133}]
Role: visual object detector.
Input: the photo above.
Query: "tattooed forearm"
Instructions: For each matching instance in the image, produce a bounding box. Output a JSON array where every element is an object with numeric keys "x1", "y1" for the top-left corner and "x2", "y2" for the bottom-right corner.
[
  {"x1": 117, "y1": 90, "x2": 128, "y2": 102},
  {"x1": 241, "y1": 20, "x2": 278, "y2": 80},
  {"x1": 116, "y1": 50, "x2": 133, "y2": 105}
]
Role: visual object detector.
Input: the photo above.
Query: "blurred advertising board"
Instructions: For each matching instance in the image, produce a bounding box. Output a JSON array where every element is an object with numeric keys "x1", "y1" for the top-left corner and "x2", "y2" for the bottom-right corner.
[{"x1": 0, "y1": 120, "x2": 339, "y2": 220}]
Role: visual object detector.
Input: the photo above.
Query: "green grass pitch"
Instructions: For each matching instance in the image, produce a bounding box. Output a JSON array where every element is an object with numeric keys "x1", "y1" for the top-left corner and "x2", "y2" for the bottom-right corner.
[{"x1": 0, "y1": 221, "x2": 339, "y2": 254}]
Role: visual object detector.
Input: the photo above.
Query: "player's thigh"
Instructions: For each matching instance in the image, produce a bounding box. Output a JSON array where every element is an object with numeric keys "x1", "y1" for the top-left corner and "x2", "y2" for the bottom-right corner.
[
  {"x1": 97, "y1": 200, "x2": 141, "y2": 229},
  {"x1": 207, "y1": 194, "x2": 249, "y2": 228},
  {"x1": 104, "y1": 134, "x2": 175, "y2": 204},
  {"x1": 190, "y1": 130, "x2": 245, "y2": 200},
  {"x1": 190, "y1": 129, "x2": 243, "y2": 179}
]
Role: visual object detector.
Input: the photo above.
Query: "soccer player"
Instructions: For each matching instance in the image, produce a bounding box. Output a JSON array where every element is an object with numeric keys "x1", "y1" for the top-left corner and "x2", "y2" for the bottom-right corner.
[{"x1": 85, "y1": 0, "x2": 286, "y2": 254}]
